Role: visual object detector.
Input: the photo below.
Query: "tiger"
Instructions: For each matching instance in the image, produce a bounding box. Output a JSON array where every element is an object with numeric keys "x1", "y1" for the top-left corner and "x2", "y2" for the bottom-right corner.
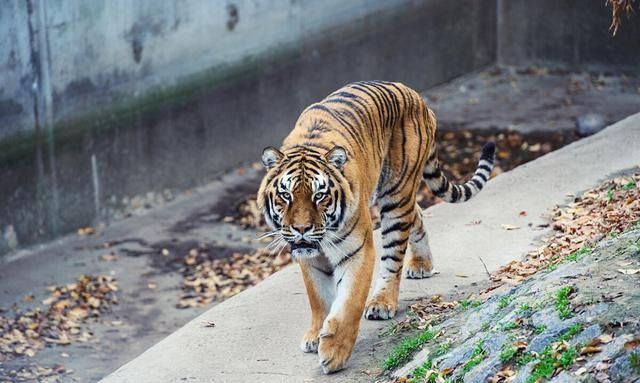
[{"x1": 257, "y1": 81, "x2": 495, "y2": 373}]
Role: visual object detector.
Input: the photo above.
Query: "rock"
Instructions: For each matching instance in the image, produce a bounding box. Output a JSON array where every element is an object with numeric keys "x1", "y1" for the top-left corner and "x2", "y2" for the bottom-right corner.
[
  {"x1": 464, "y1": 355, "x2": 502, "y2": 383},
  {"x1": 609, "y1": 349, "x2": 640, "y2": 382},
  {"x1": 527, "y1": 318, "x2": 578, "y2": 353},
  {"x1": 570, "y1": 324, "x2": 600, "y2": 346},
  {"x1": 575, "y1": 113, "x2": 606, "y2": 137}
]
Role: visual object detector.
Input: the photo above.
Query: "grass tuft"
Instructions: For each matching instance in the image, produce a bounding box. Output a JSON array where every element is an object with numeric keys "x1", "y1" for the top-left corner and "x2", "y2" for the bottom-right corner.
[
  {"x1": 565, "y1": 247, "x2": 592, "y2": 262},
  {"x1": 555, "y1": 286, "x2": 574, "y2": 320},
  {"x1": 630, "y1": 352, "x2": 640, "y2": 370},
  {"x1": 461, "y1": 340, "x2": 486, "y2": 376},
  {"x1": 500, "y1": 346, "x2": 518, "y2": 364},
  {"x1": 498, "y1": 295, "x2": 513, "y2": 309},
  {"x1": 383, "y1": 328, "x2": 437, "y2": 370},
  {"x1": 458, "y1": 299, "x2": 482, "y2": 311},
  {"x1": 534, "y1": 324, "x2": 546, "y2": 334}
]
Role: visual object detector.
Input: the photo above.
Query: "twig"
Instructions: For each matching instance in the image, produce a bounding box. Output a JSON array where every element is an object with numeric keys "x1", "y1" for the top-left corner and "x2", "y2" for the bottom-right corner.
[{"x1": 478, "y1": 256, "x2": 491, "y2": 278}]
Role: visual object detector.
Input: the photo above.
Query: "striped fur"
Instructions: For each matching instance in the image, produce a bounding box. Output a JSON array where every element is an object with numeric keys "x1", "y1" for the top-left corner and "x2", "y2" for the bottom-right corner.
[{"x1": 256, "y1": 81, "x2": 495, "y2": 373}]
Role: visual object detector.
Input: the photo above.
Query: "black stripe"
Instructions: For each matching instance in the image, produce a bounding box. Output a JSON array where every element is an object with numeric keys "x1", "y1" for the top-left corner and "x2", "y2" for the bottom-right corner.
[
  {"x1": 478, "y1": 164, "x2": 492, "y2": 173},
  {"x1": 413, "y1": 231, "x2": 426, "y2": 242},
  {"x1": 335, "y1": 238, "x2": 366, "y2": 268},
  {"x1": 381, "y1": 220, "x2": 413, "y2": 235},
  {"x1": 333, "y1": 216, "x2": 360, "y2": 245},
  {"x1": 450, "y1": 185, "x2": 460, "y2": 201},
  {"x1": 463, "y1": 185, "x2": 472, "y2": 200},
  {"x1": 381, "y1": 255, "x2": 402, "y2": 262},
  {"x1": 394, "y1": 204, "x2": 416, "y2": 220},
  {"x1": 432, "y1": 178, "x2": 449, "y2": 196},
  {"x1": 423, "y1": 168, "x2": 442, "y2": 179},
  {"x1": 383, "y1": 237, "x2": 409, "y2": 249},
  {"x1": 471, "y1": 178, "x2": 484, "y2": 190},
  {"x1": 386, "y1": 266, "x2": 401, "y2": 274}
]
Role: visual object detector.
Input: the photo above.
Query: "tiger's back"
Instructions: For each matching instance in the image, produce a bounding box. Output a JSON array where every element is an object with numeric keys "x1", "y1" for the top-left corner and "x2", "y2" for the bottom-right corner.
[{"x1": 282, "y1": 81, "x2": 435, "y2": 204}]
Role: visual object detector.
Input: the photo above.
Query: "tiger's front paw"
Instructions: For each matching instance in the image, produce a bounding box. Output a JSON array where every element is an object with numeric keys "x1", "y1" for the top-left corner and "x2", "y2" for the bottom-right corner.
[
  {"x1": 364, "y1": 296, "x2": 397, "y2": 320},
  {"x1": 300, "y1": 328, "x2": 320, "y2": 353},
  {"x1": 405, "y1": 257, "x2": 434, "y2": 279},
  {"x1": 318, "y1": 318, "x2": 356, "y2": 374}
]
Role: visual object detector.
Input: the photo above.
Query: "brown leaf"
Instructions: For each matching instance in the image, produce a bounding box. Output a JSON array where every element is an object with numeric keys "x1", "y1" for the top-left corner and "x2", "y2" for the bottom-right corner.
[
  {"x1": 624, "y1": 338, "x2": 640, "y2": 349},
  {"x1": 580, "y1": 346, "x2": 602, "y2": 355},
  {"x1": 77, "y1": 227, "x2": 96, "y2": 236}
]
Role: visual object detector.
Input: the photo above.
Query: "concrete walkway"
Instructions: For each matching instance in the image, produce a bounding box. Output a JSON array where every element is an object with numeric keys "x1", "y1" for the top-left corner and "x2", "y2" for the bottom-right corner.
[{"x1": 101, "y1": 113, "x2": 640, "y2": 383}]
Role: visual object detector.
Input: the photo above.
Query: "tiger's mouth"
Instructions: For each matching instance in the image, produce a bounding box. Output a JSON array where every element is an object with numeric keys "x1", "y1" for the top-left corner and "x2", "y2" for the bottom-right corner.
[{"x1": 290, "y1": 241, "x2": 320, "y2": 259}]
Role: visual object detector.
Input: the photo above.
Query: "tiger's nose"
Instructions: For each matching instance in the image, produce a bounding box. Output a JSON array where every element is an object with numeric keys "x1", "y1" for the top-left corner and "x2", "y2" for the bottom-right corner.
[{"x1": 293, "y1": 224, "x2": 312, "y2": 235}]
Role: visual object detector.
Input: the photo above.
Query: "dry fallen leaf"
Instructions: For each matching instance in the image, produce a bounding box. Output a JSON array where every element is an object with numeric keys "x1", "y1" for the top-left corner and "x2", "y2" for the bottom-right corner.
[
  {"x1": 501, "y1": 224, "x2": 521, "y2": 231},
  {"x1": 574, "y1": 367, "x2": 587, "y2": 376},
  {"x1": 99, "y1": 253, "x2": 118, "y2": 262},
  {"x1": 77, "y1": 227, "x2": 96, "y2": 236},
  {"x1": 624, "y1": 338, "x2": 640, "y2": 349},
  {"x1": 580, "y1": 345, "x2": 602, "y2": 355},
  {"x1": 596, "y1": 334, "x2": 613, "y2": 344},
  {"x1": 617, "y1": 268, "x2": 640, "y2": 275}
]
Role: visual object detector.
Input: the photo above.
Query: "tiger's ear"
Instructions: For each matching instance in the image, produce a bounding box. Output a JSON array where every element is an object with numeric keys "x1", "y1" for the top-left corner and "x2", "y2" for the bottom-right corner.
[
  {"x1": 262, "y1": 146, "x2": 284, "y2": 169},
  {"x1": 325, "y1": 146, "x2": 348, "y2": 170}
]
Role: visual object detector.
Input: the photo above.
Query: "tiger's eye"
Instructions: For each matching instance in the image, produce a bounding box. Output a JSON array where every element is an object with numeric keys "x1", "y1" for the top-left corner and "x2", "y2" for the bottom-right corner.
[{"x1": 313, "y1": 192, "x2": 326, "y2": 202}]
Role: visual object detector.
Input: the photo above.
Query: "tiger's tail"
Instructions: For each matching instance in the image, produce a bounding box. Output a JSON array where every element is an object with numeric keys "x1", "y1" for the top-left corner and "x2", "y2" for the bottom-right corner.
[{"x1": 422, "y1": 141, "x2": 496, "y2": 203}]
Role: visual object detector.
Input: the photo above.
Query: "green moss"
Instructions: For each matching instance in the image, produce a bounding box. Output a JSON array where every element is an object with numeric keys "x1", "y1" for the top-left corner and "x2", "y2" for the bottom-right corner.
[
  {"x1": 559, "y1": 323, "x2": 582, "y2": 342},
  {"x1": 458, "y1": 299, "x2": 482, "y2": 311},
  {"x1": 519, "y1": 303, "x2": 531, "y2": 312},
  {"x1": 515, "y1": 352, "x2": 536, "y2": 366},
  {"x1": 408, "y1": 341, "x2": 452, "y2": 383},
  {"x1": 555, "y1": 286, "x2": 574, "y2": 320},
  {"x1": 565, "y1": 247, "x2": 592, "y2": 262},
  {"x1": 498, "y1": 295, "x2": 513, "y2": 309},
  {"x1": 622, "y1": 181, "x2": 637, "y2": 191},
  {"x1": 534, "y1": 324, "x2": 546, "y2": 334},
  {"x1": 526, "y1": 346, "x2": 557, "y2": 383},
  {"x1": 525, "y1": 323, "x2": 582, "y2": 382},
  {"x1": 558, "y1": 347, "x2": 578, "y2": 368},
  {"x1": 461, "y1": 340, "x2": 486, "y2": 376},
  {"x1": 630, "y1": 352, "x2": 640, "y2": 370},
  {"x1": 501, "y1": 321, "x2": 519, "y2": 331},
  {"x1": 500, "y1": 346, "x2": 518, "y2": 363},
  {"x1": 383, "y1": 328, "x2": 437, "y2": 370}
]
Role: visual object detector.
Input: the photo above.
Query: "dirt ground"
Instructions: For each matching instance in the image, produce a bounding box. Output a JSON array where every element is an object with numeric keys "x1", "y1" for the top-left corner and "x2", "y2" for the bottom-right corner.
[{"x1": 1, "y1": 66, "x2": 639, "y2": 382}]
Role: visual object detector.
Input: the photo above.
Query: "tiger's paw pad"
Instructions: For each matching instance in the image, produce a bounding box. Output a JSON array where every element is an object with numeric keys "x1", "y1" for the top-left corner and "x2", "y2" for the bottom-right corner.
[
  {"x1": 364, "y1": 300, "x2": 397, "y2": 320},
  {"x1": 300, "y1": 332, "x2": 319, "y2": 353}
]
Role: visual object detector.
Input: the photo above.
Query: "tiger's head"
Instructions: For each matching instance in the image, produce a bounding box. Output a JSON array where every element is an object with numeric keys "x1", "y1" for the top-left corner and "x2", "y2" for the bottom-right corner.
[{"x1": 256, "y1": 146, "x2": 354, "y2": 259}]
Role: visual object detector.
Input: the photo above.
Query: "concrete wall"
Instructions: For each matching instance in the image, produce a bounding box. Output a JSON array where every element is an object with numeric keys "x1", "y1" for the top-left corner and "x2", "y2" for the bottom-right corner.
[
  {"x1": 0, "y1": 0, "x2": 497, "y2": 254},
  {"x1": 498, "y1": 0, "x2": 640, "y2": 73},
  {"x1": 0, "y1": 0, "x2": 424, "y2": 140}
]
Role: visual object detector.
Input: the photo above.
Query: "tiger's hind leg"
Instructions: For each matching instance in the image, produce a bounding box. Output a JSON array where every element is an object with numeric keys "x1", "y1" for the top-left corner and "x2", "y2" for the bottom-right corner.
[
  {"x1": 405, "y1": 204, "x2": 434, "y2": 279},
  {"x1": 364, "y1": 201, "x2": 415, "y2": 320}
]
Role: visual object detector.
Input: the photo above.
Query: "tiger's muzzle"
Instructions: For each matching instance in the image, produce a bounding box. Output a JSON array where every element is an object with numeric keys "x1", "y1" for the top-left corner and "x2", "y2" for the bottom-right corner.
[{"x1": 287, "y1": 225, "x2": 323, "y2": 258}]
